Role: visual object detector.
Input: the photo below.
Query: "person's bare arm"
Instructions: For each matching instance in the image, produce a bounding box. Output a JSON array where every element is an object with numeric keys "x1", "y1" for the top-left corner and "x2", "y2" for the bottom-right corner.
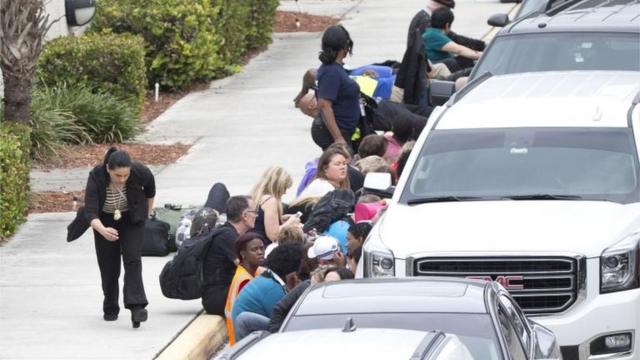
[
  {"x1": 263, "y1": 198, "x2": 300, "y2": 242},
  {"x1": 318, "y1": 98, "x2": 346, "y2": 143},
  {"x1": 442, "y1": 41, "x2": 482, "y2": 60}
]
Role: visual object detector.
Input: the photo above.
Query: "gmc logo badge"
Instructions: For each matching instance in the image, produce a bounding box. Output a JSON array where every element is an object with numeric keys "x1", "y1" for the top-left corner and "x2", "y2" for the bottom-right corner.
[{"x1": 466, "y1": 275, "x2": 524, "y2": 290}]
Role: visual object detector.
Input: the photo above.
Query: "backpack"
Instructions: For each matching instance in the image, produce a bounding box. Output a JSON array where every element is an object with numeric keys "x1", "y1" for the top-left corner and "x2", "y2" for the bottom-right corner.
[
  {"x1": 159, "y1": 227, "x2": 225, "y2": 300},
  {"x1": 303, "y1": 189, "x2": 356, "y2": 234}
]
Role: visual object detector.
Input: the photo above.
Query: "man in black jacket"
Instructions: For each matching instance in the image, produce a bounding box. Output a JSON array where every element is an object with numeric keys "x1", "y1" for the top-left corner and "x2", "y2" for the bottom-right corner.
[{"x1": 202, "y1": 195, "x2": 257, "y2": 316}]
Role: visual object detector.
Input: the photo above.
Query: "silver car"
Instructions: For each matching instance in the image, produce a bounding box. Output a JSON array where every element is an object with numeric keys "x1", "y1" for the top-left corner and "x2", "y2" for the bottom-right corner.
[{"x1": 277, "y1": 278, "x2": 562, "y2": 360}]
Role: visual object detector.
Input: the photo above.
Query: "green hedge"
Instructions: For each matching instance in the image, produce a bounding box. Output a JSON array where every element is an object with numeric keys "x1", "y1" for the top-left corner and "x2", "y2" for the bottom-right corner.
[
  {"x1": 91, "y1": 0, "x2": 279, "y2": 90},
  {"x1": 244, "y1": 0, "x2": 280, "y2": 49},
  {"x1": 0, "y1": 123, "x2": 31, "y2": 241},
  {"x1": 38, "y1": 33, "x2": 147, "y2": 113}
]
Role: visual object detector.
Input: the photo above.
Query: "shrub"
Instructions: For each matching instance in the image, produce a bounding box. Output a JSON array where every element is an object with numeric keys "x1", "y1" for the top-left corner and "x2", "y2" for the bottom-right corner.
[
  {"x1": 92, "y1": 0, "x2": 228, "y2": 90},
  {"x1": 0, "y1": 123, "x2": 31, "y2": 241},
  {"x1": 244, "y1": 0, "x2": 279, "y2": 49},
  {"x1": 36, "y1": 83, "x2": 140, "y2": 144},
  {"x1": 38, "y1": 33, "x2": 147, "y2": 113},
  {"x1": 91, "y1": 0, "x2": 280, "y2": 90}
]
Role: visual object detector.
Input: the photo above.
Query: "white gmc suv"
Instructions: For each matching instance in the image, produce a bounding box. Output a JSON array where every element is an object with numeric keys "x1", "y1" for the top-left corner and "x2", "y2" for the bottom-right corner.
[{"x1": 359, "y1": 71, "x2": 640, "y2": 360}]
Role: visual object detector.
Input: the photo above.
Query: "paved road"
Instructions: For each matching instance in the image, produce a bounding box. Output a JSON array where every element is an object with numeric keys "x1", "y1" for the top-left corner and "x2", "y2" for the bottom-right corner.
[{"x1": 0, "y1": 0, "x2": 511, "y2": 359}]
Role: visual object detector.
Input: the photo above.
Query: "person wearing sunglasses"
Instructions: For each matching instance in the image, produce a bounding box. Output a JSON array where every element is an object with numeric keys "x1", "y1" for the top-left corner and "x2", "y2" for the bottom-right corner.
[{"x1": 202, "y1": 196, "x2": 258, "y2": 316}]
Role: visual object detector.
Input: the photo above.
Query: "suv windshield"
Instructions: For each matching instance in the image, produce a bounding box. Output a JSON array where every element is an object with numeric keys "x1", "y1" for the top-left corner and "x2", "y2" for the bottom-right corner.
[
  {"x1": 283, "y1": 313, "x2": 502, "y2": 360},
  {"x1": 400, "y1": 127, "x2": 639, "y2": 204},
  {"x1": 472, "y1": 32, "x2": 640, "y2": 78}
]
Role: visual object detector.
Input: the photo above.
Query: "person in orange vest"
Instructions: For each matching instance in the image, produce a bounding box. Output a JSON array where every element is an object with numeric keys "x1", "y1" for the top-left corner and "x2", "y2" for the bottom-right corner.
[{"x1": 224, "y1": 232, "x2": 266, "y2": 345}]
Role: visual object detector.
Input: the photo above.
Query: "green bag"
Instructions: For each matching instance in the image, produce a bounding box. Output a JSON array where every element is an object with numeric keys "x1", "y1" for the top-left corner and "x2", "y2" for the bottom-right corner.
[{"x1": 153, "y1": 204, "x2": 197, "y2": 251}]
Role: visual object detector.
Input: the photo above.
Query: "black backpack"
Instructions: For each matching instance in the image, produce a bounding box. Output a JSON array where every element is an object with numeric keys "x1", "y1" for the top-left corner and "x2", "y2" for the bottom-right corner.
[
  {"x1": 303, "y1": 189, "x2": 356, "y2": 234},
  {"x1": 159, "y1": 227, "x2": 225, "y2": 300}
]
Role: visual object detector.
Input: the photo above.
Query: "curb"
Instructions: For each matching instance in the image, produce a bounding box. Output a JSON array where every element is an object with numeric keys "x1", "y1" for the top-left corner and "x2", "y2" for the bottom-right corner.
[{"x1": 156, "y1": 312, "x2": 227, "y2": 360}]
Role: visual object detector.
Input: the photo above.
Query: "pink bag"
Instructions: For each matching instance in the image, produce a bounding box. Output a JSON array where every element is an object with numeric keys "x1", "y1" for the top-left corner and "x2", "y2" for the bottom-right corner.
[{"x1": 354, "y1": 201, "x2": 387, "y2": 223}]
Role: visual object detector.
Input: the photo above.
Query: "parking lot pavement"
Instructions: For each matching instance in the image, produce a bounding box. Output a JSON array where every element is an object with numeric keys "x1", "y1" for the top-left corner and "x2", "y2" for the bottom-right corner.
[{"x1": 0, "y1": 0, "x2": 512, "y2": 359}]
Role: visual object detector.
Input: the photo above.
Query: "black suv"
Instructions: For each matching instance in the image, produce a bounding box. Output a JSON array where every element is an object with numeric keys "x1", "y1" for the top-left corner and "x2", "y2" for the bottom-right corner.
[{"x1": 470, "y1": 0, "x2": 640, "y2": 80}]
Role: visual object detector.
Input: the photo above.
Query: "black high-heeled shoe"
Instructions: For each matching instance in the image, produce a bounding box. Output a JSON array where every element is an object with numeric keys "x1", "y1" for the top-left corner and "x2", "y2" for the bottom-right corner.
[
  {"x1": 131, "y1": 308, "x2": 148, "y2": 328},
  {"x1": 103, "y1": 313, "x2": 118, "y2": 321}
]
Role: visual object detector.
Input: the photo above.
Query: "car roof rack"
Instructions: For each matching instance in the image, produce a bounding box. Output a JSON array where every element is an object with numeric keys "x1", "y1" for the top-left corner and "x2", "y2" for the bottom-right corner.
[{"x1": 411, "y1": 330, "x2": 446, "y2": 360}]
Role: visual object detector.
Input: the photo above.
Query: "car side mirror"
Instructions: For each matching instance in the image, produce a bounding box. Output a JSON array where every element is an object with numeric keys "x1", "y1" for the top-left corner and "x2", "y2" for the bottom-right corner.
[
  {"x1": 532, "y1": 323, "x2": 562, "y2": 360},
  {"x1": 363, "y1": 172, "x2": 395, "y2": 198},
  {"x1": 487, "y1": 13, "x2": 510, "y2": 27},
  {"x1": 429, "y1": 80, "x2": 456, "y2": 106}
]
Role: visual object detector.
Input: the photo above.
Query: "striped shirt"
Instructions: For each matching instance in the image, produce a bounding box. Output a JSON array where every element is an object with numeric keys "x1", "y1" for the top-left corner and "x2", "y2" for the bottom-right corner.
[{"x1": 103, "y1": 185, "x2": 128, "y2": 214}]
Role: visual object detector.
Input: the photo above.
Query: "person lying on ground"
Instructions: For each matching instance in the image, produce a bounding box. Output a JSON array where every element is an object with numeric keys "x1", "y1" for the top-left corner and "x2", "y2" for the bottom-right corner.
[
  {"x1": 202, "y1": 196, "x2": 257, "y2": 317},
  {"x1": 224, "y1": 232, "x2": 266, "y2": 346},
  {"x1": 424, "y1": 7, "x2": 482, "y2": 73},
  {"x1": 250, "y1": 166, "x2": 300, "y2": 247},
  {"x1": 232, "y1": 243, "x2": 303, "y2": 342}
]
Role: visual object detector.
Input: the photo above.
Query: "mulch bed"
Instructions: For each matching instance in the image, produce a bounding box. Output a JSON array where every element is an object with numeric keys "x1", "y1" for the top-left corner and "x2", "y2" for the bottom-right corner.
[
  {"x1": 29, "y1": 143, "x2": 191, "y2": 213},
  {"x1": 274, "y1": 11, "x2": 340, "y2": 33},
  {"x1": 33, "y1": 143, "x2": 192, "y2": 170}
]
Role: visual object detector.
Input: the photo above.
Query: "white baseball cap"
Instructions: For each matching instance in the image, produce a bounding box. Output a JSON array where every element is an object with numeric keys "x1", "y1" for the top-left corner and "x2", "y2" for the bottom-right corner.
[{"x1": 307, "y1": 236, "x2": 340, "y2": 260}]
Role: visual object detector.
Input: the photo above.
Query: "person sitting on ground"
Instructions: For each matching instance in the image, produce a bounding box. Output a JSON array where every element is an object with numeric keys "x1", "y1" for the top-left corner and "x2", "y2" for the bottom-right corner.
[
  {"x1": 296, "y1": 143, "x2": 364, "y2": 197},
  {"x1": 425, "y1": 0, "x2": 486, "y2": 53},
  {"x1": 347, "y1": 245, "x2": 363, "y2": 273},
  {"x1": 384, "y1": 114, "x2": 414, "y2": 163},
  {"x1": 356, "y1": 155, "x2": 393, "y2": 179},
  {"x1": 265, "y1": 224, "x2": 307, "y2": 257},
  {"x1": 346, "y1": 222, "x2": 373, "y2": 258},
  {"x1": 268, "y1": 265, "x2": 353, "y2": 333},
  {"x1": 307, "y1": 236, "x2": 346, "y2": 268},
  {"x1": 250, "y1": 166, "x2": 301, "y2": 247},
  {"x1": 202, "y1": 196, "x2": 258, "y2": 317},
  {"x1": 232, "y1": 243, "x2": 303, "y2": 342},
  {"x1": 224, "y1": 232, "x2": 266, "y2": 346},
  {"x1": 324, "y1": 218, "x2": 354, "y2": 254},
  {"x1": 354, "y1": 134, "x2": 387, "y2": 164},
  {"x1": 424, "y1": 7, "x2": 482, "y2": 73},
  {"x1": 298, "y1": 147, "x2": 351, "y2": 199}
]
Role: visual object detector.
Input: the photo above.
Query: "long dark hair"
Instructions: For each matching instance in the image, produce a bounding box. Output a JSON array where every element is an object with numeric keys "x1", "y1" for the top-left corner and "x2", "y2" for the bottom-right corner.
[
  {"x1": 406, "y1": 10, "x2": 430, "y2": 49},
  {"x1": 318, "y1": 25, "x2": 353, "y2": 65},
  {"x1": 103, "y1": 146, "x2": 132, "y2": 170}
]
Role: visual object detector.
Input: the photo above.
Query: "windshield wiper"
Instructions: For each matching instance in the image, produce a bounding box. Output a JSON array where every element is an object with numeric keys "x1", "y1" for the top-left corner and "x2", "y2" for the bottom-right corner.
[
  {"x1": 407, "y1": 196, "x2": 484, "y2": 205},
  {"x1": 502, "y1": 194, "x2": 583, "y2": 201}
]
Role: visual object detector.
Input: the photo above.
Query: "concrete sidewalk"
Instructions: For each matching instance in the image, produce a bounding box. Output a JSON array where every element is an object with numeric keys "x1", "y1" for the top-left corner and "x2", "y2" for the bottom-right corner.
[{"x1": 0, "y1": 1, "x2": 511, "y2": 359}]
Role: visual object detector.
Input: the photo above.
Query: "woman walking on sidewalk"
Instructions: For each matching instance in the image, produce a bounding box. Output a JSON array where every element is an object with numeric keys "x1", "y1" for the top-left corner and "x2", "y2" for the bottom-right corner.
[{"x1": 84, "y1": 147, "x2": 155, "y2": 328}]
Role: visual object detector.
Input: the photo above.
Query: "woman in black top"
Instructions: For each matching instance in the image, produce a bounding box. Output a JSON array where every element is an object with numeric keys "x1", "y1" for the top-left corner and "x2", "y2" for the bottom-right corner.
[
  {"x1": 84, "y1": 147, "x2": 155, "y2": 328},
  {"x1": 312, "y1": 25, "x2": 361, "y2": 151}
]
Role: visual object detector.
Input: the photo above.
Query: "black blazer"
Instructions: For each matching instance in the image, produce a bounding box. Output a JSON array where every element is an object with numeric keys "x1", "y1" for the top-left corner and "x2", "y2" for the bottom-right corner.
[{"x1": 84, "y1": 161, "x2": 156, "y2": 225}]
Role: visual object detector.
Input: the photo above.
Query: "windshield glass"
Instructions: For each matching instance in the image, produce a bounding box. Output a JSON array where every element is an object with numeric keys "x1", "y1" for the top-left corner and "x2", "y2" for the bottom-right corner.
[
  {"x1": 400, "y1": 127, "x2": 639, "y2": 204},
  {"x1": 283, "y1": 313, "x2": 502, "y2": 360},
  {"x1": 473, "y1": 33, "x2": 640, "y2": 78}
]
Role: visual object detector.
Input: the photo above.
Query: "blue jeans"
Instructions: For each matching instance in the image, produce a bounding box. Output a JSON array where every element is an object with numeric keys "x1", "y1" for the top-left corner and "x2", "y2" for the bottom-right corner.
[{"x1": 234, "y1": 312, "x2": 270, "y2": 341}]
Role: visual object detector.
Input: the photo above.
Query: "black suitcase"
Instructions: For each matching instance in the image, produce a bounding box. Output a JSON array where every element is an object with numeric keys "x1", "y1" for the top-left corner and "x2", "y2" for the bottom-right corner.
[{"x1": 142, "y1": 217, "x2": 171, "y2": 256}]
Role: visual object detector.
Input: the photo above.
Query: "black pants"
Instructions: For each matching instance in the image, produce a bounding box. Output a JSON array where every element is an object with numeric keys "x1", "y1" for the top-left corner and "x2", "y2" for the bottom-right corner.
[
  {"x1": 440, "y1": 56, "x2": 475, "y2": 73},
  {"x1": 94, "y1": 212, "x2": 148, "y2": 315},
  {"x1": 202, "y1": 284, "x2": 229, "y2": 317},
  {"x1": 311, "y1": 116, "x2": 353, "y2": 151}
]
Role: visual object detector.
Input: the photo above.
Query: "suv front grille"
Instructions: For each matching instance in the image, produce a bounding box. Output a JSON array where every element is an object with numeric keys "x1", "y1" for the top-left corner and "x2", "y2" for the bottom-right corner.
[{"x1": 413, "y1": 257, "x2": 580, "y2": 315}]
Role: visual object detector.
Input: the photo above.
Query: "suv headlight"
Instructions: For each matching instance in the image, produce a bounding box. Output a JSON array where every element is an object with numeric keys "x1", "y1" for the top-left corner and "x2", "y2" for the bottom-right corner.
[
  {"x1": 600, "y1": 233, "x2": 639, "y2": 293},
  {"x1": 363, "y1": 231, "x2": 395, "y2": 278}
]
